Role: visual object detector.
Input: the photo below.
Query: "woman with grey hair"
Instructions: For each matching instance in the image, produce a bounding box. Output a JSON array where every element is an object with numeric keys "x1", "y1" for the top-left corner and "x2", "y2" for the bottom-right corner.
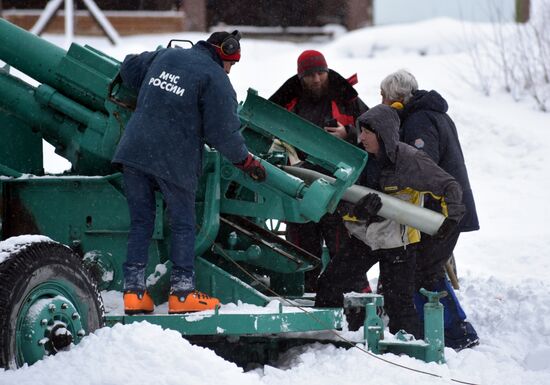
[
  {"x1": 380, "y1": 69, "x2": 418, "y2": 108},
  {"x1": 378, "y1": 69, "x2": 480, "y2": 350}
]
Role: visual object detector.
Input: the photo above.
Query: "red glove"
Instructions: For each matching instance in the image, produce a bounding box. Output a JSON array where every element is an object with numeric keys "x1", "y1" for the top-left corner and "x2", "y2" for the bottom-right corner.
[{"x1": 234, "y1": 154, "x2": 266, "y2": 182}]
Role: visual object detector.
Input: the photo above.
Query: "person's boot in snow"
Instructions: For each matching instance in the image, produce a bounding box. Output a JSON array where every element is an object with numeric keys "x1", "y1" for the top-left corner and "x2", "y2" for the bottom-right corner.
[
  {"x1": 444, "y1": 320, "x2": 479, "y2": 350},
  {"x1": 414, "y1": 277, "x2": 479, "y2": 350},
  {"x1": 168, "y1": 267, "x2": 220, "y2": 313},
  {"x1": 123, "y1": 263, "x2": 154, "y2": 314}
]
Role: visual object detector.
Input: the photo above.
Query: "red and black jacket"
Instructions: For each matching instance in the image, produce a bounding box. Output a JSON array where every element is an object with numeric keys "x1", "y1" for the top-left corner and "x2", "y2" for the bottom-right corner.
[{"x1": 269, "y1": 69, "x2": 368, "y2": 156}]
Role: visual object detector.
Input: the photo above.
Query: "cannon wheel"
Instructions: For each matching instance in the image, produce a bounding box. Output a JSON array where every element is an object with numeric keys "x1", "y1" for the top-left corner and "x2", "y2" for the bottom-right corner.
[{"x1": 0, "y1": 240, "x2": 104, "y2": 368}]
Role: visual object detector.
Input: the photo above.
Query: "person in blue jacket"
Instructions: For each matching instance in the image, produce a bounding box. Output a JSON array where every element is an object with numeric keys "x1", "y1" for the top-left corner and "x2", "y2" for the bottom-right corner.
[
  {"x1": 112, "y1": 30, "x2": 266, "y2": 315},
  {"x1": 380, "y1": 69, "x2": 479, "y2": 349}
]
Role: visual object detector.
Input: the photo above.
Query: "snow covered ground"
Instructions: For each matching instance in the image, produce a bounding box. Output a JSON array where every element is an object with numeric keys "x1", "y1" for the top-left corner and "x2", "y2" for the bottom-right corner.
[{"x1": 2, "y1": 11, "x2": 550, "y2": 385}]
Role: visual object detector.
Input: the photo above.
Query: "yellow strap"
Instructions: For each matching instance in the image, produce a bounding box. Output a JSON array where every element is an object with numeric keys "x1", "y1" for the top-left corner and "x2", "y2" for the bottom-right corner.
[{"x1": 273, "y1": 139, "x2": 301, "y2": 165}]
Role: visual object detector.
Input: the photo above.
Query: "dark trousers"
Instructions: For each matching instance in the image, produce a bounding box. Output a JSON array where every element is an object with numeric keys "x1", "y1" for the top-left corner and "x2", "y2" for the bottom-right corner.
[
  {"x1": 415, "y1": 228, "x2": 470, "y2": 332},
  {"x1": 315, "y1": 235, "x2": 377, "y2": 307},
  {"x1": 378, "y1": 246, "x2": 420, "y2": 337},
  {"x1": 123, "y1": 165, "x2": 196, "y2": 285},
  {"x1": 416, "y1": 229, "x2": 460, "y2": 290},
  {"x1": 316, "y1": 235, "x2": 420, "y2": 337},
  {"x1": 286, "y1": 211, "x2": 346, "y2": 292}
]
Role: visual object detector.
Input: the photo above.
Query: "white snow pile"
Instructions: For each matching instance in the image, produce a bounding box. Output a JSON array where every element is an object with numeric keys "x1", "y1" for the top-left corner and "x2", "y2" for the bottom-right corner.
[{"x1": 0, "y1": 322, "x2": 260, "y2": 385}]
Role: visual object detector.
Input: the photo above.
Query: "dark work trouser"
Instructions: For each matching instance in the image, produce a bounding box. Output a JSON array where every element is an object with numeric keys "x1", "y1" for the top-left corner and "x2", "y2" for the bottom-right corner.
[
  {"x1": 414, "y1": 229, "x2": 478, "y2": 348},
  {"x1": 286, "y1": 210, "x2": 347, "y2": 292},
  {"x1": 315, "y1": 234, "x2": 376, "y2": 307},
  {"x1": 416, "y1": 229, "x2": 460, "y2": 288},
  {"x1": 379, "y1": 245, "x2": 420, "y2": 337},
  {"x1": 415, "y1": 229, "x2": 464, "y2": 326},
  {"x1": 315, "y1": 235, "x2": 420, "y2": 337},
  {"x1": 122, "y1": 165, "x2": 196, "y2": 292}
]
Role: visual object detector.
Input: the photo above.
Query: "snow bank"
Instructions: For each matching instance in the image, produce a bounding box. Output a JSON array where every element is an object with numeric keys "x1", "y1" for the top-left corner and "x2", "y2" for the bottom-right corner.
[{"x1": 0, "y1": 322, "x2": 261, "y2": 385}]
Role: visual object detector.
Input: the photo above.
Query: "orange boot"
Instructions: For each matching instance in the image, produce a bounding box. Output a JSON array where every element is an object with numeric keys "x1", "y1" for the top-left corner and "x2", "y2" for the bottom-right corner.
[
  {"x1": 124, "y1": 291, "x2": 154, "y2": 315},
  {"x1": 168, "y1": 290, "x2": 220, "y2": 313}
]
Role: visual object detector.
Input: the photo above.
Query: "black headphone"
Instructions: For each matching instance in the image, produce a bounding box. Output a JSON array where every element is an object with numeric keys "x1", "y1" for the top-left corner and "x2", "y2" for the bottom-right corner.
[
  {"x1": 220, "y1": 30, "x2": 241, "y2": 55},
  {"x1": 167, "y1": 39, "x2": 193, "y2": 49}
]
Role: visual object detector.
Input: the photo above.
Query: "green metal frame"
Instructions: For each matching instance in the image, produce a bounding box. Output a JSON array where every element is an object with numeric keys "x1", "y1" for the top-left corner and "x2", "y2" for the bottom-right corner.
[
  {"x1": 106, "y1": 307, "x2": 343, "y2": 336},
  {"x1": 344, "y1": 290, "x2": 446, "y2": 363}
]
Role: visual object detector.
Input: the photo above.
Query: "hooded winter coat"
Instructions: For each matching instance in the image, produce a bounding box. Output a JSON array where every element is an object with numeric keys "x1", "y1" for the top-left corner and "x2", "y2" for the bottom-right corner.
[
  {"x1": 399, "y1": 90, "x2": 479, "y2": 232},
  {"x1": 350, "y1": 104, "x2": 465, "y2": 250},
  {"x1": 112, "y1": 41, "x2": 248, "y2": 192}
]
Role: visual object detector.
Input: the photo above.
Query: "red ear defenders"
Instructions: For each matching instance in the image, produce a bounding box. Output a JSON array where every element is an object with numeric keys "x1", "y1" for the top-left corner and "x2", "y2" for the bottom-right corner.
[{"x1": 220, "y1": 30, "x2": 241, "y2": 56}]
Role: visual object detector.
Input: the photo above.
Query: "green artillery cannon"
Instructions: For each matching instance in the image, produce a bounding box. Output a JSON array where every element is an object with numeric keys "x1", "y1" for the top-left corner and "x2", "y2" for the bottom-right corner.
[
  {"x1": 0, "y1": 18, "x2": 368, "y2": 369},
  {"x1": 0, "y1": 19, "x2": 445, "y2": 369}
]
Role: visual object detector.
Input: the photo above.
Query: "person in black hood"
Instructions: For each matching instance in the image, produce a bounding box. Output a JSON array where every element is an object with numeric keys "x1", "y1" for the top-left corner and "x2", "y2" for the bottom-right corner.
[
  {"x1": 379, "y1": 69, "x2": 479, "y2": 350},
  {"x1": 269, "y1": 50, "x2": 369, "y2": 292},
  {"x1": 340, "y1": 104, "x2": 466, "y2": 338}
]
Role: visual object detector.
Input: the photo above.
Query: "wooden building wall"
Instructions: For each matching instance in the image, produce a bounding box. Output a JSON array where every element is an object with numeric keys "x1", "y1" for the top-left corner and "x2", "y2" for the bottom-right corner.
[{"x1": 0, "y1": 0, "x2": 373, "y2": 35}]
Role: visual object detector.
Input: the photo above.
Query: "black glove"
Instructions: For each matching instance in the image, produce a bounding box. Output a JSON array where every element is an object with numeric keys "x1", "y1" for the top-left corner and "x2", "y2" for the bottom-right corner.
[
  {"x1": 234, "y1": 153, "x2": 266, "y2": 182},
  {"x1": 435, "y1": 218, "x2": 457, "y2": 240},
  {"x1": 352, "y1": 193, "x2": 382, "y2": 220}
]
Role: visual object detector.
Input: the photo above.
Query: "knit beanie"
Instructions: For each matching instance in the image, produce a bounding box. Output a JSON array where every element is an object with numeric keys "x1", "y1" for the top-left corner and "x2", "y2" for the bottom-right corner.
[
  {"x1": 297, "y1": 50, "x2": 328, "y2": 78},
  {"x1": 207, "y1": 30, "x2": 241, "y2": 62}
]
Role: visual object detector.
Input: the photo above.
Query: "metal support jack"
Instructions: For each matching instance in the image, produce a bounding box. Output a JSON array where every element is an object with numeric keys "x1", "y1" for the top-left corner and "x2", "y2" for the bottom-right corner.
[{"x1": 343, "y1": 289, "x2": 446, "y2": 364}]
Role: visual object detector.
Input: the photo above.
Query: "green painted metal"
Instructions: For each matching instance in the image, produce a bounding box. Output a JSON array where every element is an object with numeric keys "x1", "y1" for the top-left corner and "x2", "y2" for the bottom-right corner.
[
  {"x1": 239, "y1": 89, "x2": 367, "y2": 177},
  {"x1": 0, "y1": 109, "x2": 43, "y2": 176},
  {"x1": 1, "y1": 174, "x2": 167, "y2": 297},
  {"x1": 195, "y1": 256, "x2": 270, "y2": 306},
  {"x1": 344, "y1": 291, "x2": 446, "y2": 364},
  {"x1": 0, "y1": 19, "x2": 131, "y2": 113},
  {"x1": 194, "y1": 151, "x2": 222, "y2": 257},
  {"x1": 0, "y1": 70, "x2": 116, "y2": 175},
  {"x1": 0, "y1": 20, "x2": 65, "y2": 89},
  {"x1": 237, "y1": 89, "x2": 369, "y2": 220},
  {"x1": 15, "y1": 281, "x2": 89, "y2": 366},
  {"x1": 344, "y1": 294, "x2": 385, "y2": 352},
  {"x1": 0, "y1": 18, "x2": 371, "y2": 367},
  {"x1": 365, "y1": 302, "x2": 384, "y2": 352},
  {"x1": 214, "y1": 220, "x2": 315, "y2": 274},
  {"x1": 0, "y1": 163, "x2": 23, "y2": 178},
  {"x1": 106, "y1": 307, "x2": 343, "y2": 336},
  {"x1": 420, "y1": 288, "x2": 446, "y2": 363}
]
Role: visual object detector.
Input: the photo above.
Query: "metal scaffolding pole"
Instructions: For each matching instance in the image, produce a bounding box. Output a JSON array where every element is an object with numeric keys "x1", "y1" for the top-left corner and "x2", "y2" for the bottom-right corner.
[{"x1": 30, "y1": 0, "x2": 120, "y2": 45}]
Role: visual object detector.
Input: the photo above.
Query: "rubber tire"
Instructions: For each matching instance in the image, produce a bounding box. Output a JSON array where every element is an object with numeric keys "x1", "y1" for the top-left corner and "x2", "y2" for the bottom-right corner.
[{"x1": 0, "y1": 241, "x2": 105, "y2": 369}]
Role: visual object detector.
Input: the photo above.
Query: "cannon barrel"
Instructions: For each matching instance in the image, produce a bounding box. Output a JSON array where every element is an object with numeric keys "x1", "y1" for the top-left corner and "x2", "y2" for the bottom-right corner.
[
  {"x1": 283, "y1": 166, "x2": 445, "y2": 235},
  {"x1": 0, "y1": 18, "x2": 65, "y2": 87},
  {"x1": 0, "y1": 18, "x2": 369, "y2": 225},
  {"x1": 0, "y1": 18, "x2": 132, "y2": 113},
  {"x1": 0, "y1": 18, "x2": 135, "y2": 174},
  {"x1": 0, "y1": 70, "x2": 116, "y2": 174}
]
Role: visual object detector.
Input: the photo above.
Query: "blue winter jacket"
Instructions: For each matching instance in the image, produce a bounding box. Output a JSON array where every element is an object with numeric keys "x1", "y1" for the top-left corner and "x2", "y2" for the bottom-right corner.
[
  {"x1": 399, "y1": 90, "x2": 479, "y2": 232},
  {"x1": 112, "y1": 41, "x2": 248, "y2": 191}
]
